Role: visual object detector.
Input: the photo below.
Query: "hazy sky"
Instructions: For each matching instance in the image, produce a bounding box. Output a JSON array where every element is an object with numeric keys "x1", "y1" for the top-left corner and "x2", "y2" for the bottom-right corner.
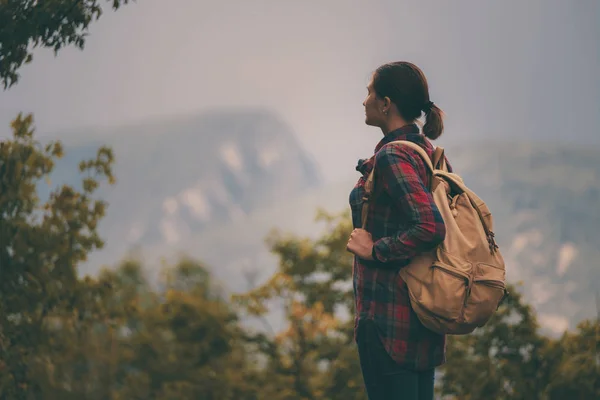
[{"x1": 1, "y1": 0, "x2": 598, "y2": 182}]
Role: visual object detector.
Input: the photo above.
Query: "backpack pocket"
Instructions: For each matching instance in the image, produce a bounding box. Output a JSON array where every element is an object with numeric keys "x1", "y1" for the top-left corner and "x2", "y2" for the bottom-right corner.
[
  {"x1": 417, "y1": 263, "x2": 469, "y2": 321},
  {"x1": 462, "y1": 263, "x2": 506, "y2": 326}
]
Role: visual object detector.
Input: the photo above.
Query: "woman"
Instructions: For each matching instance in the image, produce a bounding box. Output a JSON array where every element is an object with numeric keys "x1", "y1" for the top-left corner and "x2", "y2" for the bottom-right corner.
[{"x1": 346, "y1": 61, "x2": 452, "y2": 400}]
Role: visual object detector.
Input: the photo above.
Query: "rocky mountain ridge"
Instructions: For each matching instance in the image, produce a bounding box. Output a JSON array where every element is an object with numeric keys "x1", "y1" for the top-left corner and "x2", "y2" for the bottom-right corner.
[{"x1": 46, "y1": 109, "x2": 320, "y2": 271}]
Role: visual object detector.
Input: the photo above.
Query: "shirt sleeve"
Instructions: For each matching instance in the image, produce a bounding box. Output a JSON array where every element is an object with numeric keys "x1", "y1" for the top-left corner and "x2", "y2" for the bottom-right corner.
[{"x1": 371, "y1": 144, "x2": 446, "y2": 264}]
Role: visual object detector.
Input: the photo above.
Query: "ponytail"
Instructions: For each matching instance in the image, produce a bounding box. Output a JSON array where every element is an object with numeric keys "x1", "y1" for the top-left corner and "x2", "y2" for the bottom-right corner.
[{"x1": 422, "y1": 103, "x2": 444, "y2": 140}]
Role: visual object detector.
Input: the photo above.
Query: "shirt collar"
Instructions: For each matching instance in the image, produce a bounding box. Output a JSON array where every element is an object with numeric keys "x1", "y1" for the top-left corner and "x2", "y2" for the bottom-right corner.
[
  {"x1": 355, "y1": 123, "x2": 424, "y2": 176},
  {"x1": 374, "y1": 123, "x2": 421, "y2": 153}
]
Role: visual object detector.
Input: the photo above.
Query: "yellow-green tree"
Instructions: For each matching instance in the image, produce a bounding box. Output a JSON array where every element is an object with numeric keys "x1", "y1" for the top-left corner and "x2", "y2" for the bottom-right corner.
[
  {"x1": 438, "y1": 283, "x2": 550, "y2": 400},
  {"x1": 234, "y1": 210, "x2": 366, "y2": 400},
  {"x1": 0, "y1": 114, "x2": 115, "y2": 398},
  {"x1": 440, "y1": 296, "x2": 599, "y2": 400},
  {"x1": 28, "y1": 257, "x2": 264, "y2": 399},
  {"x1": 543, "y1": 319, "x2": 599, "y2": 400},
  {"x1": 1, "y1": 2, "x2": 131, "y2": 394},
  {"x1": 111, "y1": 258, "x2": 261, "y2": 400}
]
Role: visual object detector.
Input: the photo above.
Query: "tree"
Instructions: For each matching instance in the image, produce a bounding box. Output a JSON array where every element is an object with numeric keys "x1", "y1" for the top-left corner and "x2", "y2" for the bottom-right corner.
[
  {"x1": 438, "y1": 283, "x2": 600, "y2": 400},
  {"x1": 0, "y1": 0, "x2": 132, "y2": 88},
  {"x1": 233, "y1": 209, "x2": 366, "y2": 400},
  {"x1": 111, "y1": 257, "x2": 260, "y2": 400},
  {"x1": 26, "y1": 257, "x2": 264, "y2": 399},
  {"x1": 1, "y1": 1, "x2": 131, "y2": 393},
  {"x1": 0, "y1": 113, "x2": 115, "y2": 398},
  {"x1": 438, "y1": 283, "x2": 551, "y2": 400},
  {"x1": 543, "y1": 319, "x2": 600, "y2": 400}
]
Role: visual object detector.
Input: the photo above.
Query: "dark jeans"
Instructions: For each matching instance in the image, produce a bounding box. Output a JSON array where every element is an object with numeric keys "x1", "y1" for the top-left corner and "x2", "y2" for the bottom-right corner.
[{"x1": 357, "y1": 320, "x2": 435, "y2": 400}]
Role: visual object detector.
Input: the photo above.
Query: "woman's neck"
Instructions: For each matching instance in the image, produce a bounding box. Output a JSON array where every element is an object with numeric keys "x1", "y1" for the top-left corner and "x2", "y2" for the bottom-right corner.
[{"x1": 381, "y1": 117, "x2": 413, "y2": 135}]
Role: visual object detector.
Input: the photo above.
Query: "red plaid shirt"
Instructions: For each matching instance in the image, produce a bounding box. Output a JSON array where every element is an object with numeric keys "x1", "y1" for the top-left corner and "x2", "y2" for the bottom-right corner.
[{"x1": 349, "y1": 123, "x2": 452, "y2": 371}]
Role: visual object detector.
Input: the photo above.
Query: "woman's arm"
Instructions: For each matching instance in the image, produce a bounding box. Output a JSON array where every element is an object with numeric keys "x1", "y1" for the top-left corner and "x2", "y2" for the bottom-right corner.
[{"x1": 371, "y1": 145, "x2": 446, "y2": 263}]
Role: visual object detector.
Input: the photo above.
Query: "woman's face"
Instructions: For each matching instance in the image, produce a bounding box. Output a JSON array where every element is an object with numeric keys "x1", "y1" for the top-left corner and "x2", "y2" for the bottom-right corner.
[{"x1": 363, "y1": 75, "x2": 386, "y2": 128}]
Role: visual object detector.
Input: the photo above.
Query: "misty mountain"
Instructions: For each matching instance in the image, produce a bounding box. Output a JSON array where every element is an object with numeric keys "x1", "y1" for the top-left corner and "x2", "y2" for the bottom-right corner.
[
  {"x1": 46, "y1": 109, "x2": 320, "y2": 272},
  {"x1": 45, "y1": 110, "x2": 599, "y2": 336}
]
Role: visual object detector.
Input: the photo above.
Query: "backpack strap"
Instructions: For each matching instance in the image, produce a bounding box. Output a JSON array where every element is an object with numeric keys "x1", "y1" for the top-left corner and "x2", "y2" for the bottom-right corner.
[
  {"x1": 361, "y1": 168, "x2": 375, "y2": 229},
  {"x1": 361, "y1": 140, "x2": 435, "y2": 229},
  {"x1": 389, "y1": 140, "x2": 435, "y2": 172},
  {"x1": 432, "y1": 146, "x2": 446, "y2": 170}
]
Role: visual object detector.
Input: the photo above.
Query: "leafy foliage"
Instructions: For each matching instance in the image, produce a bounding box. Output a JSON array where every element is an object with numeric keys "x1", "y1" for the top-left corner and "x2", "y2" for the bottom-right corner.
[
  {"x1": 0, "y1": 0, "x2": 132, "y2": 88},
  {"x1": 439, "y1": 283, "x2": 550, "y2": 399},
  {"x1": 543, "y1": 319, "x2": 600, "y2": 400},
  {"x1": 0, "y1": 113, "x2": 114, "y2": 398},
  {"x1": 233, "y1": 210, "x2": 365, "y2": 400},
  {"x1": 25, "y1": 257, "x2": 262, "y2": 399}
]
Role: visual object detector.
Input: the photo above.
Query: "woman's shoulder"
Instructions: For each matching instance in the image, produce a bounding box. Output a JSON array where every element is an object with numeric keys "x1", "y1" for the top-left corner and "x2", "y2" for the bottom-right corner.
[{"x1": 375, "y1": 135, "x2": 432, "y2": 165}]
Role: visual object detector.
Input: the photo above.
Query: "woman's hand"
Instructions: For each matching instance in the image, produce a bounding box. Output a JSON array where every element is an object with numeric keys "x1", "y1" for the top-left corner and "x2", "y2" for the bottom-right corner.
[{"x1": 346, "y1": 228, "x2": 375, "y2": 260}]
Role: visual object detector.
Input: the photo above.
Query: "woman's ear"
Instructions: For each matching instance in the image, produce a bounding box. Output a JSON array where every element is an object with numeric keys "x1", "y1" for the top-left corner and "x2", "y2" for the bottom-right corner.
[{"x1": 383, "y1": 96, "x2": 392, "y2": 109}]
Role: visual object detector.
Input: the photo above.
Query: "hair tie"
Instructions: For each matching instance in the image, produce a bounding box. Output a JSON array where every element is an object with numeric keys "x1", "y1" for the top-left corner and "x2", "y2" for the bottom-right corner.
[{"x1": 422, "y1": 101, "x2": 434, "y2": 113}]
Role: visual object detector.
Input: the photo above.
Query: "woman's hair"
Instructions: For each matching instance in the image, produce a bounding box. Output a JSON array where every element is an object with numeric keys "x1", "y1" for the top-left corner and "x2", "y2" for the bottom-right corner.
[{"x1": 372, "y1": 61, "x2": 444, "y2": 140}]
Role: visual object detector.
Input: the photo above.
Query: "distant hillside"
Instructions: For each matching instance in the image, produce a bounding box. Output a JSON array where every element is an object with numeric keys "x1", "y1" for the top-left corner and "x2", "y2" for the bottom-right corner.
[{"x1": 45, "y1": 109, "x2": 320, "y2": 273}]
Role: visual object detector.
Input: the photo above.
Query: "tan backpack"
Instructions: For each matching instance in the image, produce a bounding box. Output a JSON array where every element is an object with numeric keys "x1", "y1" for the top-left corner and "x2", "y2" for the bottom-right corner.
[{"x1": 362, "y1": 140, "x2": 508, "y2": 335}]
